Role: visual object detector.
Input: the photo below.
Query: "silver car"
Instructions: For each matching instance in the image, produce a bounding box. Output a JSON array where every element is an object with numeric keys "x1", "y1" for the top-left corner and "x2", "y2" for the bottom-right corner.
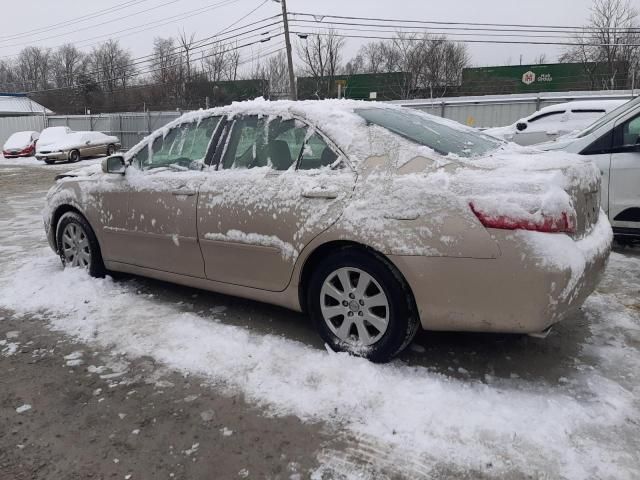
[
  {"x1": 36, "y1": 131, "x2": 120, "y2": 164},
  {"x1": 44, "y1": 100, "x2": 612, "y2": 362}
]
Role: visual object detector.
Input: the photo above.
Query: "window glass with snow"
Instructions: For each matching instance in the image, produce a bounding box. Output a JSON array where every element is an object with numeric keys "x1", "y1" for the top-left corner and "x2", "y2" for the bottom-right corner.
[
  {"x1": 298, "y1": 132, "x2": 338, "y2": 170},
  {"x1": 133, "y1": 116, "x2": 220, "y2": 170},
  {"x1": 613, "y1": 114, "x2": 640, "y2": 149},
  {"x1": 221, "y1": 116, "x2": 305, "y2": 171}
]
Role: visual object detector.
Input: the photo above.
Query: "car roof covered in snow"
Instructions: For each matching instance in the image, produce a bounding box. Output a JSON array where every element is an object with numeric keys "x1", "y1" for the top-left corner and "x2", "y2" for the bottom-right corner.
[{"x1": 129, "y1": 98, "x2": 492, "y2": 165}]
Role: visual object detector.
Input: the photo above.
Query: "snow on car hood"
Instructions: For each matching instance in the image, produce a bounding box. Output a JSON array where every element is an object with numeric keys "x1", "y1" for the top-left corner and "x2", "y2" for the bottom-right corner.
[{"x1": 55, "y1": 163, "x2": 102, "y2": 180}]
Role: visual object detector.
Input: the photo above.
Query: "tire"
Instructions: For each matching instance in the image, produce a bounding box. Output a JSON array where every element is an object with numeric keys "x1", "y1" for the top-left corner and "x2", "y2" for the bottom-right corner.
[
  {"x1": 69, "y1": 150, "x2": 80, "y2": 163},
  {"x1": 56, "y1": 212, "x2": 106, "y2": 278},
  {"x1": 44, "y1": 159, "x2": 55, "y2": 165},
  {"x1": 107, "y1": 144, "x2": 116, "y2": 156},
  {"x1": 307, "y1": 247, "x2": 419, "y2": 363}
]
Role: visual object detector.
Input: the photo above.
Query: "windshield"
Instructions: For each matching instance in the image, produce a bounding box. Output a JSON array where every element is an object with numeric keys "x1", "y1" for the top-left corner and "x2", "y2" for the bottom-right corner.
[
  {"x1": 577, "y1": 96, "x2": 640, "y2": 138},
  {"x1": 356, "y1": 107, "x2": 501, "y2": 158}
]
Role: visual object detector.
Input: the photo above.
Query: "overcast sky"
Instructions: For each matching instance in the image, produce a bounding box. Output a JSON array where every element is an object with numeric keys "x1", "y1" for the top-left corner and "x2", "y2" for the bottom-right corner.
[{"x1": 1, "y1": 0, "x2": 597, "y2": 71}]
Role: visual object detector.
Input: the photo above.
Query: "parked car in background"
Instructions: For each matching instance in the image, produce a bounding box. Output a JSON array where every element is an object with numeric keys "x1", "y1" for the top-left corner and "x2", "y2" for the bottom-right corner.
[
  {"x1": 36, "y1": 131, "x2": 120, "y2": 164},
  {"x1": 485, "y1": 100, "x2": 627, "y2": 146},
  {"x1": 36, "y1": 126, "x2": 73, "y2": 156},
  {"x1": 2, "y1": 130, "x2": 39, "y2": 158},
  {"x1": 44, "y1": 100, "x2": 611, "y2": 362},
  {"x1": 538, "y1": 95, "x2": 640, "y2": 241}
]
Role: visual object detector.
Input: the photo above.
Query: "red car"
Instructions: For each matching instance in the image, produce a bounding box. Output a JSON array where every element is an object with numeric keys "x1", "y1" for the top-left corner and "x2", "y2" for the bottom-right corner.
[{"x1": 2, "y1": 130, "x2": 39, "y2": 158}]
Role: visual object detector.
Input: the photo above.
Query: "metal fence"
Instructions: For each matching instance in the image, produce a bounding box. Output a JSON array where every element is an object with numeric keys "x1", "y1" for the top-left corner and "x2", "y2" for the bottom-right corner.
[
  {"x1": 46, "y1": 111, "x2": 182, "y2": 151},
  {"x1": 394, "y1": 89, "x2": 638, "y2": 129},
  {"x1": 0, "y1": 116, "x2": 46, "y2": 147}
]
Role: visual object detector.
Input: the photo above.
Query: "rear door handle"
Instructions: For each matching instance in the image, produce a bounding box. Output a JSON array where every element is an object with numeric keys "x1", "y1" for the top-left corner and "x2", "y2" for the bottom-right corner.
[
  {"x1": 301, "y1": 190, "x2": 339, "y2": 199},
  {"x1": 172, "y1": 189, "x2": 196, "y2": 196}
]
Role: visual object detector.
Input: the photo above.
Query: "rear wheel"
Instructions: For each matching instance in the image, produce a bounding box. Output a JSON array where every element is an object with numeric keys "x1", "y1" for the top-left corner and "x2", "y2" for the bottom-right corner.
[
  {"x1": 56, "y1": 212, "x2": 105, "y2": 278},
  {"x1": 69, "y1": 150, "x2": 80, "y2": 163},
  {"x1": 307, "y1": 247, "x2": 419, "y2": 363}
]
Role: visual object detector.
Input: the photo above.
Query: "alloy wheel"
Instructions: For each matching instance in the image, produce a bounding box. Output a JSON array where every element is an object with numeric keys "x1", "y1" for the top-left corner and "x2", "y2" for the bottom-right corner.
[
  {"x1": 319, "y1": 267, "x2": 390, "y2": 346},
  {"x1": 61, "y1": 223, "x2": 92, "y2": 268}
]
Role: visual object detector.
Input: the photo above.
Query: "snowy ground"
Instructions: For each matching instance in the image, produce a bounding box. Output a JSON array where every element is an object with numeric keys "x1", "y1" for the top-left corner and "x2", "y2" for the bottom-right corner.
[
  {"x1": 1, "y1": 162, "x2": 639, "y2": 479},
  {"x1": 0, "y1": 154, "x2": 103, "y2": 168}
]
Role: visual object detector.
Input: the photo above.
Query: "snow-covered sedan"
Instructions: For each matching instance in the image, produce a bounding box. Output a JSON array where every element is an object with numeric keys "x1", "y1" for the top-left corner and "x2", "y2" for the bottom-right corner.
[
  {"x1": 485, "y1": 100, "x2": 626, "y2": 146},
  {"x1": 36, "y1": 131, "x2": 120, "y2": 164},
  {"x1": 43, "y1": 100, "x2": 612, "y2": 362},
  {"x1": 2, "y1": 130, "x2": 39, "y2": 158}
]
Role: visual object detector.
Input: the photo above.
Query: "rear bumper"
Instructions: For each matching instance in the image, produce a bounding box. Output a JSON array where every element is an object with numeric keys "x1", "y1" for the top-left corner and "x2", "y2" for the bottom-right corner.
[{"x1": 389, "y1": 211, "x2": 612, "y2": 334}]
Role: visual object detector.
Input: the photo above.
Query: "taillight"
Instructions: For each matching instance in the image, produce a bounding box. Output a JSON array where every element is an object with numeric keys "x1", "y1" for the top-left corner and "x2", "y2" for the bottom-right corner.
[{"x1": 470, "y1": 202, "x2": 576, "y2": 234}]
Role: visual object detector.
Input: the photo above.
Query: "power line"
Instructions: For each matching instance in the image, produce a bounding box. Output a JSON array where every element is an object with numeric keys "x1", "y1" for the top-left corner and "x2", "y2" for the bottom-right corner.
[
  {"x1": 0, "y1": 0, "x2": 151, "y2": 41},
  {"x1": 0, "y1": 0, "x2": 182, "y2": 51},
  {"x1": 291, "y1": 30, "x2": 640, "y2": 48},
  {"x1": 289, "y1": 11, "x2": 640, "y2": 34},
  {"x1": 0, "y1": 17, "x2": 282, "y2": 91},
  {"x1": 0, "y1": 0, "x2": 247, "y2": 60},
  {"x1": 24, "y1": 33, "x2": 284, "y2": 95}
]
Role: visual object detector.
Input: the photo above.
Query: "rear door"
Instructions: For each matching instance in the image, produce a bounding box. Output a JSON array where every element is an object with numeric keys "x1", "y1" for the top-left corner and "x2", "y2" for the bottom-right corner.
[
  {"x1": 609, "y1": 112, "x2": 640, "y2": 233},
  {"x1": 197, "y1": 115, "x2": 355, "y2": 291}
]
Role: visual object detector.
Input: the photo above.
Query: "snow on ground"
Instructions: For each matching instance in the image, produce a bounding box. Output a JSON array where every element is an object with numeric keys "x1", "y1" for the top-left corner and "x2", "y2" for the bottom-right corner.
[
  {"x1": 0, "y1": 184, "x2": 639, "y2": 478},
  {"x1": 0, "y1": 155, "x2": 103, "y2": 168}
]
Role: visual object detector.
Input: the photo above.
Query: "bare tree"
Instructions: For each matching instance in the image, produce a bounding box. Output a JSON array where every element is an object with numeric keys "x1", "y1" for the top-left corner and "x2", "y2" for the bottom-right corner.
[
  {"x1": 151, "y1": 36, "x2": 184, "y2": 103},
  {"x1": 202, "y1": 40, "x2": 241, "y2": 82},
  {"x1": 178, "y1": 29, "x2": 197, "y2": 82},
  {"x1": 296, "y1": 29, "x2": 345, "y2": 97},
  {"x1": 0, "y1": 59, "x2": 19, "y2": 92},
  {"x1": 51, "y1": 44, "x2": 88, "y2": 88},
  {"x1": 344, "y1": 33, "x2": 469, "y2": 99},
  {"x1": 561, "y1": 0, "x2": 640, "y2": 89},
  {"x1": 16, "y1": 46, "x2": 51, "y2": 91},
  {"x1": 533, "y1": 53, "x2": 548, "y2": 65},
  {"x1": 90, "y1": 40, "x2": 135, "y2": 92}
]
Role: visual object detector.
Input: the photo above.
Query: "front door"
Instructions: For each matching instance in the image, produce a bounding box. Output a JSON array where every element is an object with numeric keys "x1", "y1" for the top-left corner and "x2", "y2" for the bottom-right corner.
[
  {"x1": 117, "y1": 116, "x2": 221, "y2": 277},
  {"x1": 610, "y1": 112, "x2": 640, "y2": 232},
  {"x1": 197, "y1": 115, "x2": 355, "y2": 291}
]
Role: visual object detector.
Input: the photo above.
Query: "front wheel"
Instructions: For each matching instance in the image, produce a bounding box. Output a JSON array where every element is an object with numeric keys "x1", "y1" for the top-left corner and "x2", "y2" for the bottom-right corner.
[
  {"x1": 56, "y1": 212, "x2": 105, "y2": 277},
  {"x1": 107, "y1": 144, "x2": 116, "y2": 156},
  {"x1": 69, "y1": 150, "x2": 80, "y2": 163},
  {"x1": 307, "y1": 248, "x2": 419, "y2": 363},
  {"x1": 44, "y1": 159, "x2": 55, "y2": 165}
]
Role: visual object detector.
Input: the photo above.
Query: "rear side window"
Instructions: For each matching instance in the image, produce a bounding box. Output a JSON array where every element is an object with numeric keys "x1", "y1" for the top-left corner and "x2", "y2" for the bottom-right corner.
[
  {"x1": 356, "y1": 107, "x2": 501, "y2": 158},
  {"x1": 528, "y1": 111, "x2": 565, "y2": 123},
  {"x1": 298, "y1": 132, "x2": 338, "y2": 170}
]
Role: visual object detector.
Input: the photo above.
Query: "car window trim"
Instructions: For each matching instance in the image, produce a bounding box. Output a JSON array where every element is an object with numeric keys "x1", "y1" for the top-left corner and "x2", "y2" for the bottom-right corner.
[{"x1": 528, "y1": 110, "x2": 566, "y2": 123}]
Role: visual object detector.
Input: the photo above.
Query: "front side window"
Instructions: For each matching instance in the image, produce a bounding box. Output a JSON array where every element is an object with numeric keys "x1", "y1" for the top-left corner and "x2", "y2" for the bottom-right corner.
[
  {"x1": 528, "y1": 111, "x2": 565, "y2": 123},
  {"x1": 134, "y1": 116, "x2": 220, "y2": 170},
  {"x1": 356, "y1": 107, "x2": 501, "y2": 158},
  {"x1": 613, "y1": 114, "x2": 640, "y2": 149}
]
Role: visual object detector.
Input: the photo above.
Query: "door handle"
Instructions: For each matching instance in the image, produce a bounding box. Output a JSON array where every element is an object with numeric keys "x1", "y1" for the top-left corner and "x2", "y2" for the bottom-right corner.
[
  {"x1": 172, "y1": 189, "x2": 196, "y2": 196},
  {"x1": 301, "y1": 189, "x2": 339, "y2": 199}
]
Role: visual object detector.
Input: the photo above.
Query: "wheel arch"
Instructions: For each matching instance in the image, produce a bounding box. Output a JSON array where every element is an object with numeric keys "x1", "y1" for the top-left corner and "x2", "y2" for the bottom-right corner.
[
  {"x1": 51, "y1": 204, "x2": 90, "y2": 252},
  {"x1": 297, "y1": 240, "x2": 417, "y2": 316}
]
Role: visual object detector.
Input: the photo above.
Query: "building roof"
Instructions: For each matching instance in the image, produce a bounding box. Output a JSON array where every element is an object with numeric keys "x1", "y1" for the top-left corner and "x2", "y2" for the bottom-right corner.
[{"x1": 0, "y1": 93, "x2": 52, "y2": 115}]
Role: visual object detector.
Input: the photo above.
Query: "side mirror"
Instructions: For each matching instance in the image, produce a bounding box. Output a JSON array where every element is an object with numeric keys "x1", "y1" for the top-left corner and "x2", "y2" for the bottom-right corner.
[
  {"x1": 516, "y1": 122, "x2": 528, "y2": 132},
  {"x1": 102, "y1": 155, "x2": 126, "y2": 175}
]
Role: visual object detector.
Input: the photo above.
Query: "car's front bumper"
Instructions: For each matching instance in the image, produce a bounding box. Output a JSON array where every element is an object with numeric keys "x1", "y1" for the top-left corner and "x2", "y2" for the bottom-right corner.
[
  {"x1": 36, "y1": 151, "x2": 68, "y2": 161},
  {"x1": 389, "y1": 212, "x2": 612, "y2": 334}
]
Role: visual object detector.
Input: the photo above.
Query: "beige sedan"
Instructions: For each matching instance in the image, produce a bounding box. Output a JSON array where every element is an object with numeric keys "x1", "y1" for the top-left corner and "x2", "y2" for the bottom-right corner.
[
  {"x1": 43, "y1": 100, "x2": 612, "y2": 362},
  {"x1": 36, "y1": 131, "x2": 120, "y2": 164}
]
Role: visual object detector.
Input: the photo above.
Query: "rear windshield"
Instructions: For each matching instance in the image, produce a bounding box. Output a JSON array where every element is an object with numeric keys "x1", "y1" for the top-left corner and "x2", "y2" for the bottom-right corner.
[
  {"x1": 578, "y1": 96, "x2": 640, "y2": 138},
  {"x1": 356, "y1": 107, "x2": 501, "y2": 158}
]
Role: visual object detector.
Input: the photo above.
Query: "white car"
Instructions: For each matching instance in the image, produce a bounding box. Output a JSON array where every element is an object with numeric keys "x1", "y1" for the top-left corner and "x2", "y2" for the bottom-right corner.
[
  {"x1": 538, "y1": 96, "x2": 640, "y2": 241},
  {"x1": 36, "y1": 126, "x2": 73, "y2": 156},
  {"x1": 485, "y1": 100, "x2": 627, "y2": 146}
]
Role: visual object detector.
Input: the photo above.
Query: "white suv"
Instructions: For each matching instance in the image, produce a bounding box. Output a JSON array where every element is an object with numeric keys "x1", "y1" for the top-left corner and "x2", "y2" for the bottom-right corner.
[
  {"x1": 485, "y1": 100, "x2": 626, "y2": 146},
  {"x1": 539, "y1": 96, "x2": 640, "y2": 241}
]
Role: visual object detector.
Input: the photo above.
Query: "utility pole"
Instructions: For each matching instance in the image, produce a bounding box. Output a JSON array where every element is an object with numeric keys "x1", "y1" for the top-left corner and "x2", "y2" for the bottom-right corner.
[{"x1": 275, "y1": 0, "x2": 297, "y2": 100}]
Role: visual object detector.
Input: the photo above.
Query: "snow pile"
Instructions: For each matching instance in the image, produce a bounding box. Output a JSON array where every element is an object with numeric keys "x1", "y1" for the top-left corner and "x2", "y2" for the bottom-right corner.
[{"x1": 204, "y1": 230, "x2": 298, "y2": 260}]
